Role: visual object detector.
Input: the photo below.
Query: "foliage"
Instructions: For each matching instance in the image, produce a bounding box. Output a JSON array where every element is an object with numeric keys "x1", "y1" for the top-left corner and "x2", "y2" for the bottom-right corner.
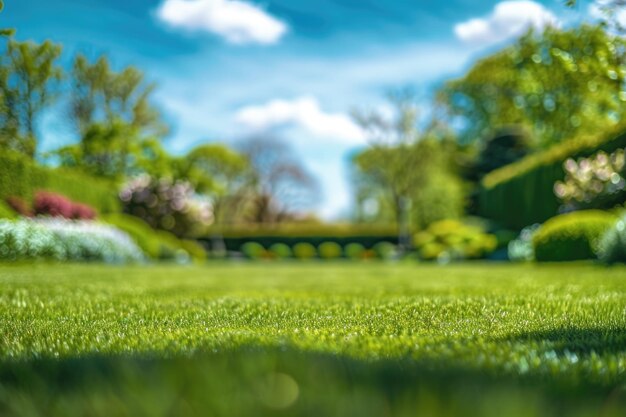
[
  {"x1": 438, "y1": 25, "x2": 626, "y2": 148},
  {"x1": 33, "y1": 191, "x2": 96, "y2": 220},
  {"x1": 0, "y1": 151, "x2": 120, "y2": 213},
  {"x1": 293, "y1": 242, "x2": 316, "y2": 260},
  {"x1": 178, "y1": 144, "x2": 252, "y2": 225},
  {"x1": 317, "y1": 241, "x2": 342, "y2": 259},
  {"x1": 413, "y1": 219, "x2": 497, "y2": 262},
  {"x1": 241, "y1": 242, "x2": 265, "y2": 260},
  {"x1": 507, "y1": 224, "x2": 541, "y2": 261},
  {"x1": 344, "y1": 242, "x2": 365, "y2": 260},
  {"x1": 0, "y1": 218, "x2": 144, "y2": 262},
  {"x1": 352, "y1": 92, "x2": 465, "y2": 236},
  {"x1": 555, "y1": 148, "x2": 626, "y2": 211},
  {"x1": 532, "y1": 210, "x2": 617, "y2": 262},
  {"x1": 0, "y1": 39, "x2": 63, "y2": 157},
  {"x1": 3, "y1": 263, "x2": 626, "y2": 417},
  {"x1": 0, "y1": 200, "x2": 16, "y2": 219},
  {"x1": 119, "y1": 175, "x2": 213, "y2": 238},
  {"x1": 69, "y1": 54, "x2": 165, "y2": 137},
  {"x1": 269, "y1": 243, "x2": 292, "y2": 259},
  {"x1": 52, "y1": 54, "x2": 168, "y2": 180},
  {"x1": 478, "y1": 125, "x2": 626, "y2": 229},
  {"x1": 373, "y1": 241, "x2": 397, "y2": 260}
]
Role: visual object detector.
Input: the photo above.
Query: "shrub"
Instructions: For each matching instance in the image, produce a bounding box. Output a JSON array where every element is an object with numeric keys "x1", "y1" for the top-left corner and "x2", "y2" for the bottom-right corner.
[
  {"x1": 317, "y1": 241, "x2": 342, "y2": 260},
  {"x1": 344, "y1": 243, "x2": 365, "y2": 260},
  {"x1": 269, "y1": 243, "x2": 292, "y2": 259},
  {"x1": 6, "y1": 196, "x2": 32, "y2": 217},
  {"x1": 507, "y1": 224, "x2": 541, "y2": 261},
  {"x1": 532, "y1": 210, "x2": 617, "y2": 262},
  {"x1": 0, "y1": 201, "x2": 17, "y2": 220},
  {"x1": 373, "y1": 242, "x2": 397, "y2": 260},
  {"x1": 119, "y1": 175, "x2": 213, "y2": 238},
  {"x1": 33, "y1": 191, "x2": 74, "y2": 218},
  {"x1": 413, "y1": 219, "x2": 497, "y2": 261},
  {"x1": 597, "y1": 214, "x2": 626, "y2": 264},
  {"x1": 293, "y1": 242, "x2": 317, "y2": 260},
  {"x1": 0, "y1": 218, "x2": 144, "y2": 263},
  {"x1": 479, "y1": 126, "x2": 626, "y2": 229},
  {"x1": 241, "y1": 242, "x2": 265, "y2": 260}
]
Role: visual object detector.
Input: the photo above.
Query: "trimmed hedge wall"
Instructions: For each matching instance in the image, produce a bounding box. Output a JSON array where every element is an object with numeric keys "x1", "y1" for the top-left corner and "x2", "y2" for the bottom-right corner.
[
  {"x1": 201, "y1": 224, "x2": 399, "y2": 252},
  {"x1": 478, "y1": 126, "x2": 626, "y2": 230},
  {"x1": 0, "y1": 152, "x2": 119, "y2": 213}
]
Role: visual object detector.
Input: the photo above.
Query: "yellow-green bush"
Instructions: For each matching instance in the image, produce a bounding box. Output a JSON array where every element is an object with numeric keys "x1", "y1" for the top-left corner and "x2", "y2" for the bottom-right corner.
[
  {"x1": 318, "y1": 242, "x2": 342, "y2": 259},
  {"x1": 241, "y1": 242, "x2": 265, "y2": 259},
  {"x1": 413, "y1": 219, "x2": 497, "y2": 261},
  {"x1": 532, "y1": 210, "x2": 617, "y2": 262},
  {"x1": 293, "y1": 242, "x2": 316, "y2": 260},
  {"x1": 269, "y1": 243, "x2": 292, "y2": 259}
]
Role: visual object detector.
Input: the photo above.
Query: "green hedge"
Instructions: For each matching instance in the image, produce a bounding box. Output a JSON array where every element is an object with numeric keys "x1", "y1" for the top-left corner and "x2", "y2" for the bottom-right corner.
[
  {"x1": 532, "y1": 210, "x2": 617, "y2": 262},
  {"x1": 0, "y1": 152, "x2": 119, "y2": 214},
  {"x1": 202, "y1": 224, "x2": 398, "y2": 252},
  {"x1": 478, "y1": 126, "x2": 626, "y2": 230}
]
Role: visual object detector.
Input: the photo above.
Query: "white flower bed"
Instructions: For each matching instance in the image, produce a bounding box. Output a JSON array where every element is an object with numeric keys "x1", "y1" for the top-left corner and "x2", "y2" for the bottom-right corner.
[{"x1": 0, "y1": 218, "x2": 145, "y2": 263}]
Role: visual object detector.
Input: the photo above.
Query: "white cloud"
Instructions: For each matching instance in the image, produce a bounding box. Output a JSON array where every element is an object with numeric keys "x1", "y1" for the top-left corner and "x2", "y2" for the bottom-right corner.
[
  {"x1": 454, "y1": 1, "x2": 559, "y2": 47},
  {"x1": 156, "y1": 0, "x2": 288, "y2": 45},
  {"x1": 234, "y1": 97, "x2": 367, "y2": 145}
]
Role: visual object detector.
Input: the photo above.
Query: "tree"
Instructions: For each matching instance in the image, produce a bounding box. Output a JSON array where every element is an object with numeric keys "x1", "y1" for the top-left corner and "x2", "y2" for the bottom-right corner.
[
  {"x1": 55, "y1": 55, "x2": 168, "y2": 179},
  {"x1": 238, "y1": 136, "x2": 317, "y2": 224},
  {"x1": 69, "y1": 54, "x2": 165, "y2": 137},
  {"x1": 352, "y1": 90, "x2": 464, "y2": 246},
  {"x1": 178, "y1": 143, "x2": 252, "y2": 225},
  {"x1": 438, "y1": 25, "x2": 626, "y2": 148},
  {"x1": 0, "y1": 40, "x2": 63, "y2": 157}
]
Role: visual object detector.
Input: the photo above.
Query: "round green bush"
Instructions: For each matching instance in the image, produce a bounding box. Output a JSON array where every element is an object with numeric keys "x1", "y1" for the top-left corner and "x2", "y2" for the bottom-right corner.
[
  {"x1": 344, "y1": 243, "x2": 365, "y2": 260},
  {"x1": 241, "y1": 242, "x2": 266, "y2": 260},
  {"x1": 373, "y1": 242, "x2": 396, "y2": 260},
  {"x1": 293, "y1": 242, "x2": 316, "y2": 260},
  {"x1": 269, "y1": 243, "x2": 292, "y2": 259},
  {"x1": 318, "y1": 241, "x2": 342, "y2": 259},
  {"x1": 532, "y1": 210, "x2": 617, "y2": 262}
]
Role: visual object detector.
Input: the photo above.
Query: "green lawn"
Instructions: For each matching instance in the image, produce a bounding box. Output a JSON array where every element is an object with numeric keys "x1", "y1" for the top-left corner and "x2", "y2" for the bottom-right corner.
[{"x1": 2, "y1": 262, "x2": 626, "y2": 416}]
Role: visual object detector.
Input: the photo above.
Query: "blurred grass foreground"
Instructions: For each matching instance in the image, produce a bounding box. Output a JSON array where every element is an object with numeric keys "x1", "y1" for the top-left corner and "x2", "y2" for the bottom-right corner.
[{"x1": 2, "y1": 262, "x2": 626, "y2": 416}]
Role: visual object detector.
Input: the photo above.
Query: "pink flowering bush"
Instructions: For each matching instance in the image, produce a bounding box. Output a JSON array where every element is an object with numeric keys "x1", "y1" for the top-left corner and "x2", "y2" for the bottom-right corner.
[
  {"x1": 119, "y1": 175, "x2": 213, "y2": 237},
  {"x1": 33, "y1": 191, "x2": 97, "y2": 220}
]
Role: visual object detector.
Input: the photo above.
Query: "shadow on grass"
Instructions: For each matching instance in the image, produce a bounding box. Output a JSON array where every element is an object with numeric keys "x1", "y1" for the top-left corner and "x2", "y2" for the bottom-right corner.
[
  {"x1": 505, "y1": 326, "x2": 626, "y2": 356},
  {"x1": 1, "y1": 347, "x2": 626, "y2": 417}
]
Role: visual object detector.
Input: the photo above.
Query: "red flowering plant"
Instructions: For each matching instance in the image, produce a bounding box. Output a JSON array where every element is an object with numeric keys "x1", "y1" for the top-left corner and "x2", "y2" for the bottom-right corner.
[{"x1": 33, "y1": 191, "x2": 97, "y2": 220}]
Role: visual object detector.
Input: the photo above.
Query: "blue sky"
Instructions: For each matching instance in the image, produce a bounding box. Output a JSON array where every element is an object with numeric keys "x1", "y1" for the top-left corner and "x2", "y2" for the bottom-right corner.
[{"x1": 3, "y1": 0, "x2": 595, "y2": 218}]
